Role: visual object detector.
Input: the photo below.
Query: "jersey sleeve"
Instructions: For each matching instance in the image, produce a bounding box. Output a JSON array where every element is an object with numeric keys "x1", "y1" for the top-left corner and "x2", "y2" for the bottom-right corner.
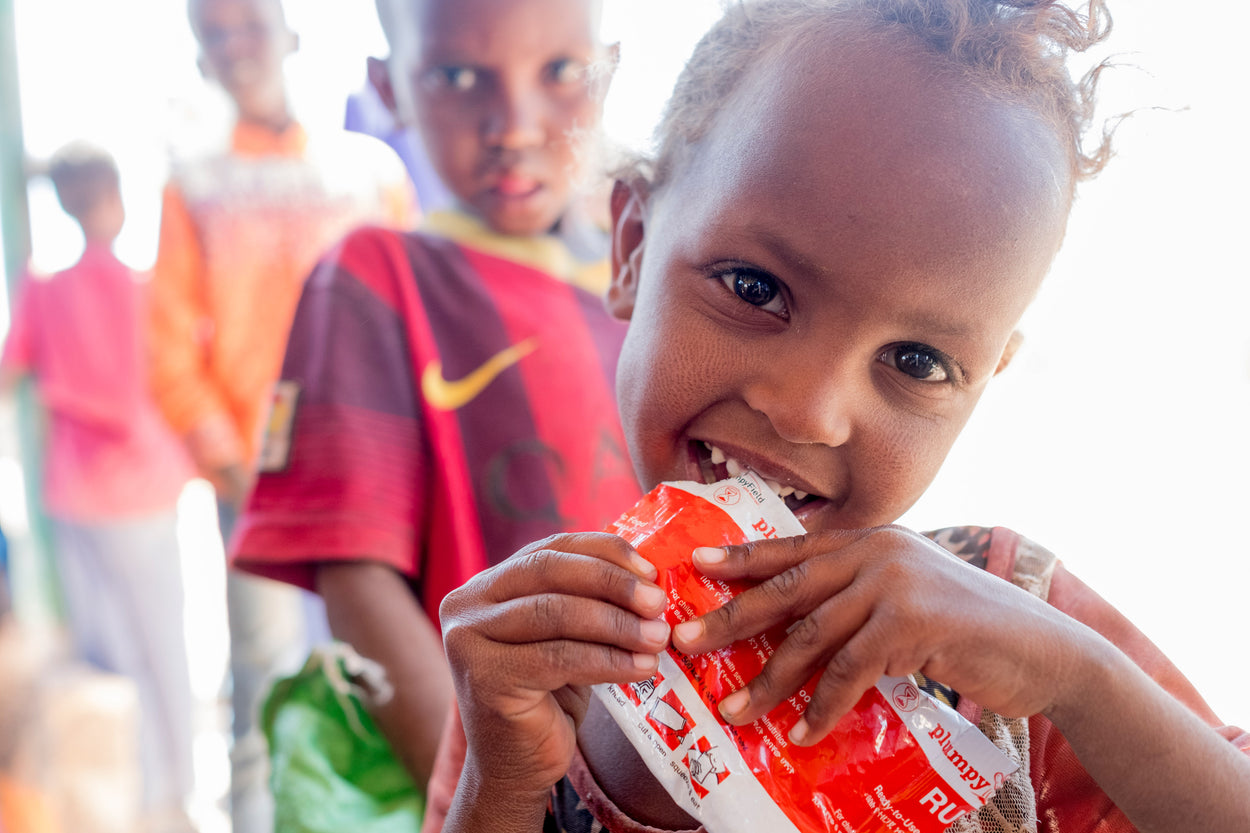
[{"x1": 229, "y1": 228, "x2": 427, "y2": 591}]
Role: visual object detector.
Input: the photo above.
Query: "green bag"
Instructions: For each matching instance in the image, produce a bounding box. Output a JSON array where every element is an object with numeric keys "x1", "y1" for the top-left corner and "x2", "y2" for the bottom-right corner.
[{"x1": 261, "y1": 642, "x2": 425, "y2": 832}]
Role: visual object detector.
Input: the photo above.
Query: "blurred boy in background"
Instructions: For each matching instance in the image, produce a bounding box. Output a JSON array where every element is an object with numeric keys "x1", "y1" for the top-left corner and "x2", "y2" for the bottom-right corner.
[
  {"x1": 147, "y1": 0, "x2": 414, "y2": 830},
  {"x1": 1, "y1": 142, "x2": 197, "y2": 833}
]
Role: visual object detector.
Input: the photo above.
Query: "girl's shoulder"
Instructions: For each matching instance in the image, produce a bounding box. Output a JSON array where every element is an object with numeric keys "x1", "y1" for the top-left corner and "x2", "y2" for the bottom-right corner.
[{"x1": 925, "y1": 525, "x2": 1057, "y2": 601}]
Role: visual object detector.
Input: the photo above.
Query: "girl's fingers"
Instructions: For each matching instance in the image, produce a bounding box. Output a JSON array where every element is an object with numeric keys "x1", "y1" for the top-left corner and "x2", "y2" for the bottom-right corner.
[
  {"x1": 713, "y1": 588, "x2": 875, "y2": 726},
  {"x1": 455, "y1": 532, "x2": 666, "y2": 620},
  {"x1": 485, "y1": 593, "x2": 670, "y2": 655},
  {"x1": 692, "y1": 529, "x2": 868, "y2": 583},
  {"x1": 441, "y1": 537, "x2": 672, "y2": 699},
  {"x1": 551, "y1": 530, "x2": 658, "y2": 581},
  {"x1": 786, "y1": 630, "x2": 890, "y2": 744},
  {"x1": 676, "y1": 530, "x2": 872, "y2": 652},
  {"x1": 450, "y1": 630, "x2": 662, "y2": 700},
  {"x1": 674, "y1": 552, "x2": 860, "y2": 655},
  {"x1": 500, "y1": 638, "x2": 663, "y2": 691}
]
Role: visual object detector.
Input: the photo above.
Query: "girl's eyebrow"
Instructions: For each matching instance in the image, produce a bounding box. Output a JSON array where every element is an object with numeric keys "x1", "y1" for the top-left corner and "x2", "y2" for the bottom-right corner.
[
  {"x1": 710, "y1": 222, "x2": 829, "y2": 280},
  {"x1": 895, "y1": 311, "x2": 979, "y2": 340}
]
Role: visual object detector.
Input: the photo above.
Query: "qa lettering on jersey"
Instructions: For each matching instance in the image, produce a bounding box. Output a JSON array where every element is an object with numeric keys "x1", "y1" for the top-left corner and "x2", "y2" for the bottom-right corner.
[{"x1": 482, "y1": 425, "x2": 635, "y2": 528}]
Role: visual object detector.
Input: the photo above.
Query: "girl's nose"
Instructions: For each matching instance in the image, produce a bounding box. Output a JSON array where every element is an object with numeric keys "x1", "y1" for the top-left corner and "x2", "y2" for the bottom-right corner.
[
  {"x1": 483, "y1": 84, "x2": 545, "y2": 150},
  {"x1": 743, "y1": 365, "x2": 855, "y2": 448}
]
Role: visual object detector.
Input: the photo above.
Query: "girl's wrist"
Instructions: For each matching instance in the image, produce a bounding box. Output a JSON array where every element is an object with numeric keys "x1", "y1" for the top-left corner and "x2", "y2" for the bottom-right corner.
[
  {"x1": 1039, "y1": 625, "x2": 1125, "y2": 730},
  {"x1": 451, "y1": 752, "x2": 556, "y2": 831}
]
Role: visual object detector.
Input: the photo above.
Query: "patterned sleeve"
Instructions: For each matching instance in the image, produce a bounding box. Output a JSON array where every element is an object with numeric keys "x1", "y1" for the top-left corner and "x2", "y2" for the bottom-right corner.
[{"x1": 230, "y1": 227, "x2": 427, "y2": 591}]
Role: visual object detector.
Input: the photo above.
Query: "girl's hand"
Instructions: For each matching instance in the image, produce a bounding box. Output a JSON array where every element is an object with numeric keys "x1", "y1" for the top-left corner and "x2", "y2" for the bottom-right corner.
[
  {"x1": 670, "y1": 526, "x2": 1096, "y2": 745},
  {"x1": 439, "y1": 532, "x2": 671, "y2": 801}
]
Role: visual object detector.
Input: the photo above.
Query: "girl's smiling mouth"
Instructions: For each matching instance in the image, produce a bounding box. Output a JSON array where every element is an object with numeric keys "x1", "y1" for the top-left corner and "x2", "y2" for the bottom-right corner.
[{"x1": 692, "y1": 440, "x2": 824, "y2": 515}]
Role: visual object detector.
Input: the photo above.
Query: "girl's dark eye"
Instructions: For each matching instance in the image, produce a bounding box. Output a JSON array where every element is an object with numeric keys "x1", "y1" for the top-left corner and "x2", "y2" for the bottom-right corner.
[
  {"x1": 881, "y1": 343, "x2": 950, "y2": 382},
  {"x1": 717, "y1": 268, "x2": 787, "y2": 315},
  {"x1": 423, "y1": 66, "x2": 478, "y2": 93},
  {"x1": 547, "y1": 58, "x2": 585, "y2": 85}
]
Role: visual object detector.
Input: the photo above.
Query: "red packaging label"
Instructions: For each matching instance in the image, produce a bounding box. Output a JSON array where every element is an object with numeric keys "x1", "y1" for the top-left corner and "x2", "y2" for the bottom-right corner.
[{"x1": 595, "y1": 473, "x2": 1017, "y2": 833}]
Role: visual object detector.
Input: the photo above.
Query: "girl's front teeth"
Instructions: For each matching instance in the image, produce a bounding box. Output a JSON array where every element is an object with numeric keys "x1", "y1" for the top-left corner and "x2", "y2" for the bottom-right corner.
[{"x1": 702, "y1": 442, "x2": 808, "y2": 501}]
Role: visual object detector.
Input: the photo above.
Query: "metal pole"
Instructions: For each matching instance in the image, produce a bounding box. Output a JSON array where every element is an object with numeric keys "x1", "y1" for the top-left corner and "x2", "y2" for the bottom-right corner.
[
  {"x1": 0, "y1": 0, "x2": 29, "y2": 267},
  {"x1": 1, "y1": 0, "x2": 60, "y2": 625}
]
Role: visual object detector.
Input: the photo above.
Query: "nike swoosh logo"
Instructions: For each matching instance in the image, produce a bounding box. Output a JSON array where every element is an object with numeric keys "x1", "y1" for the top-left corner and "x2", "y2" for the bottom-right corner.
[{"x1": 421, "y1": 338, "x2": 538, "y2": 411}]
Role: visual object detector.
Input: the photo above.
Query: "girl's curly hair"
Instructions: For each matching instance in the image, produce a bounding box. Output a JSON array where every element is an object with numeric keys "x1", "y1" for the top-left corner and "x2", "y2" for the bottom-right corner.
[{"x1": 649, "y1": 0, "x2": 1112, "y2": 193}]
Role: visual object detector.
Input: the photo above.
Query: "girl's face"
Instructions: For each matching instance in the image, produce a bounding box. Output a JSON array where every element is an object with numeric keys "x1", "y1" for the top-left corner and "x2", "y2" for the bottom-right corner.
[{"x1": 609, "y1": 32, "x2": 1071, "y2": 532}]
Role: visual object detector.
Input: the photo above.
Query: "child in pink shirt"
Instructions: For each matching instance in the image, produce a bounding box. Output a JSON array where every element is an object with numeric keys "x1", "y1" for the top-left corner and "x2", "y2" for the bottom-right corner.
[{"x1": 1, "y1": 143, "x2": 198, "y2": 833}]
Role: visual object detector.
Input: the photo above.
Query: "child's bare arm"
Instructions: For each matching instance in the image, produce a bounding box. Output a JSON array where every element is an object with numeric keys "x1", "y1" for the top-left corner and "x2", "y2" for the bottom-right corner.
[
  {"x1": 437, "y1": 532, "x2": 670, "y2": 832},
  {"x1": 317, "y1": 561, "x2": 453, "y2": 787},
  {"x1": 673, "y1": 527, "x2": 1250, "y2": 831},
  {"x1": 1043, "y1": 643, "x2": 1250, "y2": 832}
]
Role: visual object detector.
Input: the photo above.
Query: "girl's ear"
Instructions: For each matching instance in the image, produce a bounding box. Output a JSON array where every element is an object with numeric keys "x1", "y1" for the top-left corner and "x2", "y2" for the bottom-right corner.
[
  {"x1": 607, "y1": 178, "x2": 648, "y2": 321},
  {"x1": 995, "y1": 330, "x2": 1025, "y2": 375}
]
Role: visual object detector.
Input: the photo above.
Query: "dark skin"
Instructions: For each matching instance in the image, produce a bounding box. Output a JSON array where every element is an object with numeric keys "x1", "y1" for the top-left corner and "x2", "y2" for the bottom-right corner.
[
  {"x1": 372, "y1": 0, "x2": 615, "y2": 236},
  {"x1": 316, "y1": 562, "x2": 451, "y2": 785},
  {"x1": 315, "y1": 0, "x2": 615, "y2": 790},
  {"x1": 438, "y1": 28, "x2": 1250, "y2": 833},
  {"x1": 190, "y1": 0, "x2": 297, "y2": 135}
]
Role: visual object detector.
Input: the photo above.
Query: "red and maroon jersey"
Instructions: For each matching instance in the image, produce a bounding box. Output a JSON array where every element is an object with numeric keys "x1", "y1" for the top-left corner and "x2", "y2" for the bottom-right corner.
[{"x1": 230, "y1": 213, "x2": 641, "y2": 626}]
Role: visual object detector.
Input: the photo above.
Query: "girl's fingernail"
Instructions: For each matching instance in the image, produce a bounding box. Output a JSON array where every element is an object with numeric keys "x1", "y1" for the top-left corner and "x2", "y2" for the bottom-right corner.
[
  {"x1": 789, "y1": 719, "x2": 810, "y2": 745},
  {"x1": 631, "y1": 553, "x2": 658, "y2": 578},
  {"x1": 635, "y1": 583, "x2": 665, "y2": 609},
  {"x1": 719, "y1": 689, "x2": 749, "y2": 718},
  {"x1": 639, "y1": 618, "x2": 670, "y2": 644},
  {"x1": 633, "y1": 652, "x2": 659, "y2": 672},
  {"x1": 673, "y1": 620, "x2": 703, "y2": 644},
  {"x1": 693, "y1": 546, "x2": 725, "y2": 565}
]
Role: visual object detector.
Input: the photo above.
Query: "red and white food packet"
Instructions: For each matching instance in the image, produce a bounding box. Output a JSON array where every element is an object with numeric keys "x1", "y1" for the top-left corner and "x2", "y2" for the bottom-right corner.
[{"x1": 595, "y1": 472, "x2": 1018, "y2": 833}]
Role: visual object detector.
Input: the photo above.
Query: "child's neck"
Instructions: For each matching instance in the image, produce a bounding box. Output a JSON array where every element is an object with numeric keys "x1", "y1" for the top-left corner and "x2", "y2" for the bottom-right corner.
[
  {"x1": 237, "y1": 105, "x2": 294, "y2": 136},
  {"x1": 80, "y1": 231, "x2": 117, "y2": 250}
]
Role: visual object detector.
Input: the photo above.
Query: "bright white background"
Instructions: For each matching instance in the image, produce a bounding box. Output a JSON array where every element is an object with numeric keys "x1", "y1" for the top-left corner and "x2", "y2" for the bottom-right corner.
[{"x1": 1, "y1": 1, "x2": 1247, "y2": 823}]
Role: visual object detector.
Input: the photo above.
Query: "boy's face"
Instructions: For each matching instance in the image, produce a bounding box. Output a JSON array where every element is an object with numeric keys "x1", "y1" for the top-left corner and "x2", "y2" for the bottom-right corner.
[
  {"x1": 608, "y1": 32, "x2": 1071, "y2": 533},
  {"x1": 191, "y1": 0, "x2": 295, "y2": 126},
  {"x1": 387, "y1": 0, "x2": 612, "y2": 235}
]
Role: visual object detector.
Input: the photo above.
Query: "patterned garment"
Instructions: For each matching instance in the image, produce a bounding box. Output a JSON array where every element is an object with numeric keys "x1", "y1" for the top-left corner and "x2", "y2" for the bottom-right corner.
[
  {"x1": 420, "y1": 526, "x2": 1250, "y2": 833},
  {"x1": 148, "y1": 121, "x2": 414, "y2": 474},
  {"x1": 230, "y1": 215, "x2": 641, "y2": 623}
]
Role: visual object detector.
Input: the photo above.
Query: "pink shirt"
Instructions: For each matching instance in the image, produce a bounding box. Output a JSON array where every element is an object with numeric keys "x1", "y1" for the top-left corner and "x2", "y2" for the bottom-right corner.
[{"x1": 2, "y1": 245, "x2": 192, "y2": 521}]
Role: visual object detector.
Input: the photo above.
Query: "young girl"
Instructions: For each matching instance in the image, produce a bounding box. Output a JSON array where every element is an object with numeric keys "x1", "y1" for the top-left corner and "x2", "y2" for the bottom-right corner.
[{"x1": 427, "y1": 1, "x2": 1250, "y2": 830}]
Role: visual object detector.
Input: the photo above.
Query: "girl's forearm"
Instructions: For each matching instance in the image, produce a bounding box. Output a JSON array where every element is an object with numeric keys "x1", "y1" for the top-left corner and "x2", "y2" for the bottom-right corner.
[{"x1": 1045, "y1": 638, "x2": 1250, "y2": 832}]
